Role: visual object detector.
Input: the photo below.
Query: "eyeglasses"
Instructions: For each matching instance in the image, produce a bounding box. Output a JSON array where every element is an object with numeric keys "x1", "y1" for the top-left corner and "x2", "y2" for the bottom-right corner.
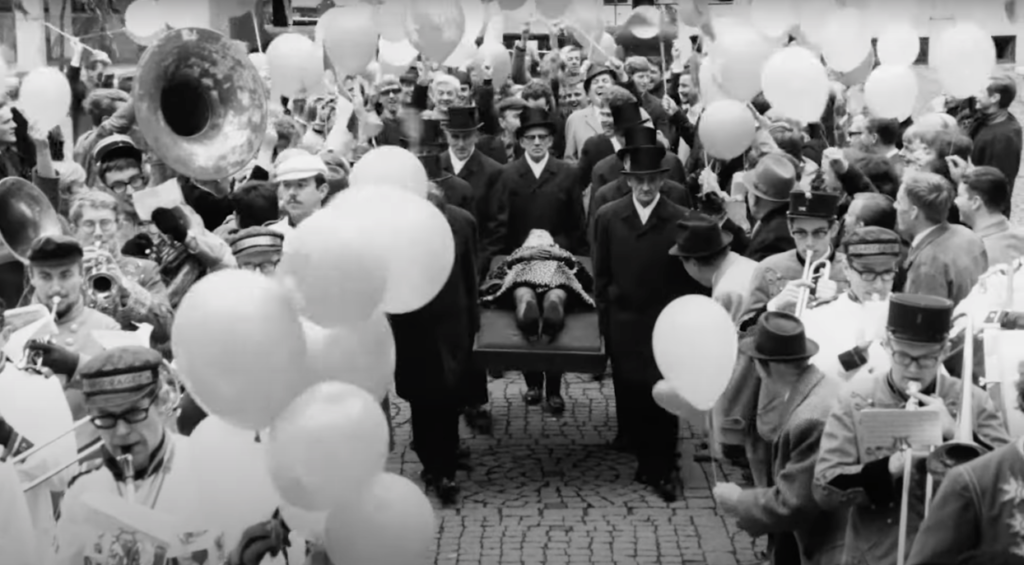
[
  {"x1": 107, "y1": 175, "x2": 148, "y2": 193},
  {"x1": 851, "y1": 269, "x2": 897, "y2": 283},
  {"x1": 888, "y1": 349, "x2": 942, "y2": 369},
  {"x1": 522, "y1": 134, "x2": 550, "y2": 143},
  {"x1": 791, "y1": 228, "x2": 831, "y2": 240},
  {"x1": 241, "y1": 260, "x2": 280, "y2": 275},
  {"x1": 79, "y1": 219, "x2": 118, "y2": 233},
  {"x1": 380, "y1": 88, "x2": 402, "y2": 97},
  {"x1": 90, "y1": 396, "x2": 156, "y2": 430}
]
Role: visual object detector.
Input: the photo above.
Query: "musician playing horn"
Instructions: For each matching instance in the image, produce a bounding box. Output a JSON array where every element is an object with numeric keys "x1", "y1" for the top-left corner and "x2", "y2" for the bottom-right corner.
[
  {"x1": 813, "y1": 294, "x2": 1010, "y2": 565},
  {"x1": 803, "y1": 226, "x2": 903, "y2": 381}
]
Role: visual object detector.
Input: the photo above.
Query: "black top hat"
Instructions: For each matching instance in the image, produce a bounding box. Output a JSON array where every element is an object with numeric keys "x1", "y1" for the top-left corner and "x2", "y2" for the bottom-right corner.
[
  {"x1": 401, "y1": 119, "x2": 447, "y2": 148},
  {"x1": 584, "y1": 64, "x2": 616, "y2": 93},
  {"x1": 668, "y1": 214, "x2": 734, "y2": 258},
  {"x1": 739, "y1": 312, "x2": 820, "y2": 361},
  {"x1": 788, "y1": 191, "x2": 841, "y2": 220},
  {"x1": 617, "y1": 125, "x2": 658, "y2": 159},
  {"x1": 610, "y1": 102, "x2": 646, "y2": 132},
  {"x1": 417, "y1": 153, "x2": 450, "y2": 181},
  {"x1": 443, "y1": 106, "x2": 481, "y2": 132},
  {"x1": 887, "y1": 293, "x2": 955, "y2": 344},
  {"x1": 516, "y1": 107, "x2": 557, "y2": 138},
  {"x1": 621, "y1": 145, "x2": 668, "y2": 175}
]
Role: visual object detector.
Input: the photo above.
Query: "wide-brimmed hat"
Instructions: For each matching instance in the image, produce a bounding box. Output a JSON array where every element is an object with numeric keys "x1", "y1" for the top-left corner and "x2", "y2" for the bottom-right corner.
[
  {"x1": 621, "y1": 145, "x2": 668, "y2": 175},
  {"x1": 739, "y1": 312, "x2": 819, "y2": 361},
  {"x1": 610, "y1": 102, "x2": 646, "y2": 132},
  {"x1": 668, "y1": 214, "x2": 734, "y2": 258},
  {"x1": 617, "y1": 125, "x2": 658, "y2": 160},
  {"x1": 516, "y1": 107, "x2": 557, "y2": 139},
  {"x1": 743, "y1": 152, "x2": 798, "y2": 203},
  {"x1": 584, "y1": 64, "x2": 616, "y2": 93},
  {"x1": 443, "y1": 106, "x2": 481, "y2": 133}
]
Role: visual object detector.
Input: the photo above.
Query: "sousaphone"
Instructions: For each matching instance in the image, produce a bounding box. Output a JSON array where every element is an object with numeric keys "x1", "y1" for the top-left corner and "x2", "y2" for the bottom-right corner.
[{"x1": 0, "y1": 177, "x2": 63, "y2": 262}]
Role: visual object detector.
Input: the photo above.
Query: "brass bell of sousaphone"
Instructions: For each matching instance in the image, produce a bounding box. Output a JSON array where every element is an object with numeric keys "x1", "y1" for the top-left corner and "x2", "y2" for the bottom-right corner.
[
  {"x1": 134, "y1": 27, "x2": 268, "y2": 181},
  {"x1": 0, "y1": 177, "x2": 63, "y2": 262}
]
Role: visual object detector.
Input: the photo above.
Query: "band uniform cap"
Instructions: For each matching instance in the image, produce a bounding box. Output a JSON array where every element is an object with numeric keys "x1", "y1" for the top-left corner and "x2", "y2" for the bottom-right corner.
[
  {"x1": 93, "y1": 134, "x2": 142, "y2": 165},
  {"x1": 616, "y1": 125, "x2": 658, "y2": 160},
  {"x1": 886, "y1": 293, "x2": 955, "y2": 344},
  {"x1": 621, "y1": 145, "x2": 669, "y2": 175},
  {"x1": 669, "y1": 213, "x2": 734, "y2": 257},
  {"x1": 79, "y1": 346, "x2": 162, "y2": 409},
  {"x1": 843, "y1": 226, "x2": 903, "y2": 268},
  {"x1": 743, "y1": 152, "x2": 797, "y2": 202},
  {"x1": 584, "y1": 65, "x2": 616, "y2": 93},
  {"x1": 443, "y1": 106, "x2": 481, "y2": 132},
  {"x1": 738, "y1": 311, "x2": 819, "y2": 361},
  {"x1": 516, "y1": 107, "x2": 557, "y2": 138},
  {"x1": 274, "y1": 153, "x2": 328, "y2": 183},
  {"x1": 228, "y1": 227, "x2": 285, "y2": 256},
  {"x1": 788, "y1": 191, "x2": 841, "y2": 220},
  {"x1": 27, "y1": 235, "x2": 84, "y2": 268},
  {"x1": 610, "y1": 102, "x2": 646, "y2": 132}
]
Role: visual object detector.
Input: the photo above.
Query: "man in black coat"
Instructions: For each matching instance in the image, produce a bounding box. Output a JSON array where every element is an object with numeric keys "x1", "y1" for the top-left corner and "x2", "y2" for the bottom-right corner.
[
  {"x1": 390, "y1": 184, "x2": 480, "y2": 505},
  {"x1": 593, "y1": 145, "x2": 709, "y2": 502},
  {"x1": 493, "y1": 107, "x2": 586, "y2": 413},
  {"x1": 744, "y1": 152, "x2": 799, "y2": 262},
  {"x1": 589, "y1": 111, "x2": 686, "y2": 203},
  {"x1": 403, "y1": 119, "x2": 474, "y2": 213}
]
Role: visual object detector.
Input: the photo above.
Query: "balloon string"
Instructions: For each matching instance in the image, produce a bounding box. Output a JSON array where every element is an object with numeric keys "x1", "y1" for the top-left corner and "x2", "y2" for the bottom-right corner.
[
  {"x1": 707, "y1": 408, "x2": 721, "y2": 486},
  {"x1": 252, "y1": 11, "x2": 264, "y2": 54}
]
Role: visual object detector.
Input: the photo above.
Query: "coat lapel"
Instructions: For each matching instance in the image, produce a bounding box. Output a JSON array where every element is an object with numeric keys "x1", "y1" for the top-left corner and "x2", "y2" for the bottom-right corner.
[
  {"x1": 906, "y1": 224, "x2": 950, "y2": 267},
  {"x1": 779, "y1": 365, "x2": 825, "y2": 429},
  {"x1": 587, "y1": 107, "x2": 603, "y2": 138},
  {"x1": 460, "y1": 150, "x2": 479, "y2": 181}
]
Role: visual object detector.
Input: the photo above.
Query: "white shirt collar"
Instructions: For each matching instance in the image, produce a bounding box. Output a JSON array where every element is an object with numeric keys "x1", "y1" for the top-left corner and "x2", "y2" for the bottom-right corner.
[
  {"x1": 449, "y1": 148, "x2": 471, "y2": 174},
  {"x1": 885, "y1": 147, "x2": 899, "y2": 159},
  {"x1": 527, "y1": 152, "x2": 549, "y2": 179},
  {"x1": 912, "y1": 224, "x2": 939, "y2": 248},
  {"x1": 610, "y1": 136, "x2": 622, "y2": 152},
  {"x1": 633, "y1": 193, "x2": 660, "y2": 225}
]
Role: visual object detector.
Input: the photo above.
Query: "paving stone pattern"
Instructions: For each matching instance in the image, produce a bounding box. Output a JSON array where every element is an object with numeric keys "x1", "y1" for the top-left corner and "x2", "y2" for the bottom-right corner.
[{"x1": 385, "y1": 373, "x2": 768, "y2": 565}]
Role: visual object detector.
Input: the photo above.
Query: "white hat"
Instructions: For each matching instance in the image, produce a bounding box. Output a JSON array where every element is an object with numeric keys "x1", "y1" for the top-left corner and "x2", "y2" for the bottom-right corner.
[{"x1": 274, "y1": 153, "x2": 328, "y2": 183}]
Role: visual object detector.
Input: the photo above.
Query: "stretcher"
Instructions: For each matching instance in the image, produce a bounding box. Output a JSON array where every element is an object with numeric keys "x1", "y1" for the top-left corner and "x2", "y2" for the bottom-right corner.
[{"x1": 473, "y1": 256, "x2": 606, "y2": 374}]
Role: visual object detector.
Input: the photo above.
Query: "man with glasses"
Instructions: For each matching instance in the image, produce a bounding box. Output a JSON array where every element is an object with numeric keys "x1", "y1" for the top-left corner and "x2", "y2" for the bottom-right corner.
[
  {"x1": 803, "y1": 226, "x2": 902, "y2": 381},
  {"x1": 93, "y1": 134, "x2": 148, "y2": 196},
  {"x1": 228, "y1": 227, "x2": 283, "y2": 275},
  {"x1": 374, "y1": 75, "x2": 405, "y2": 147},
  {"x1": 813, "y1": 293, "x2": 1010, "y2": 565}
]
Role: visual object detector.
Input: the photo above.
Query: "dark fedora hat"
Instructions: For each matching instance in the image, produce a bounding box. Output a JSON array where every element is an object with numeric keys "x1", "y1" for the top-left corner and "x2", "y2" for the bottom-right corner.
[
  {"x1": 443, "y1": 106, "x2": 481, "y2": 133},
  {"x1": 739, "y1": 312, "x2": 819, "y2": 361},
  {"x1": 584, "y1": 64, "x2": 617, "y2": 93},
  {"x1": 621, "y1": 145, "x2": 668, "y2": 175},
  {"x1": 516, "y1": 107, "x2": 557, "y2": 138},
  {"x1": 610, "y1": 101, "x2": 646, "y2": 132},
  {"x1": 668, "y1": 214, "x2": 734, "y2": 258},
  {"x1": 617, "y1": 125, "x2": 658, "y2": 160}
]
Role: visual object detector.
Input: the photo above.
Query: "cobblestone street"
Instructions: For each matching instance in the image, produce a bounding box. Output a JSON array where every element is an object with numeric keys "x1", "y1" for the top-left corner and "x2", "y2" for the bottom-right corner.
[{"x1": 385, "y1": 373, "x2": 767, "y2": 565}]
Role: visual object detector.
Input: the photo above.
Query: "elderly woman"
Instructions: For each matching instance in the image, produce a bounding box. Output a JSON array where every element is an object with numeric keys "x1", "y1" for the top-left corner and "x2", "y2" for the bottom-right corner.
[{"x1": 480, "y1": 229, "x2": 594, "y2": 342}]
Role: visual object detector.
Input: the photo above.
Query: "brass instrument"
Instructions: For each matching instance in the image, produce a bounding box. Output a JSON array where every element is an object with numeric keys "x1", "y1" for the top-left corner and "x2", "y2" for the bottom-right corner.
[
  {"x1": 22, "y1": 440, "x2": 104, "y2": 492},
  {"x1": 795, "y1": 246, "x2": 833, "y2": 319},
  {"x1": 83, "y1": 244, "x2": 123, "y2": 315},
  {"x1": 897, "y1": 381, "x2": 922, "y2": 565},
  {"x1": 927, "y1": 313, "x2": 987, "y2": 483},
  {"x1": 0, "y1": 177, "x2": 63, "y2": 262},
  {"x1": 15, "y1": 296, "x2": 61, "y2": 375},
  {"x1": 118, "y1": 453, "x2": 136, "y2": 504},
  {"x1": 133, "y1": 27, "x2": 269, "y2": 181}
]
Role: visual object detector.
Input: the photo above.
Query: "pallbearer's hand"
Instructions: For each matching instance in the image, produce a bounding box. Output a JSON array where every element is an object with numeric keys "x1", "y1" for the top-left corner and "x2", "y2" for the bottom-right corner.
[{"x1": 713, "y1": 482, "x2": 742, "y2": 514}]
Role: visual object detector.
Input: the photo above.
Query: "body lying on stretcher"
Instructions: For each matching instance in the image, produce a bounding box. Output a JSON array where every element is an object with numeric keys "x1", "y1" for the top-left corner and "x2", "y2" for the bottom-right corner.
[{"x1": 475, "y1": 230, "x2": 605, "y2": 374}]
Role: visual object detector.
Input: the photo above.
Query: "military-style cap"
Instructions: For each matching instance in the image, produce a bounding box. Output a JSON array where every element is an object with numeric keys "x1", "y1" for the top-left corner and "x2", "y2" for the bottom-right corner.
[
  {"x1": 93, "y1": 133, "x2": 142, "y2": 165},
  {"x1": 788, "y1": 191, "x2": 841, "y2": 220},
  {"x1": 843, "y1": 226, "x2": 903, "y2": 268},
  {"x1": 887, "y1": 293, "x2": 955, "y2": 344},
  {"x1": 27, "y1": 235, "x2": 84, "y2": 268},
  {"x1": 79, "y1": 346, "x2": 162, "y2": 409},
  {"x1": 228, "y1": 227, "x2": 285, "y2": 257}
]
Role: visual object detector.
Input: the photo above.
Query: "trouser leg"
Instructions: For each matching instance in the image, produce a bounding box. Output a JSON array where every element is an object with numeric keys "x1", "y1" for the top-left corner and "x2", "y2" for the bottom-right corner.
[
  {"x1": 632, "y1": 380, "x2": 679, "y2": 479},
  {"x1": 545, "y1": 372, "x2": 563, "y2": 398},
  {"x1": 410, "y1": 400, "x2": 460, "y2": 480},
  {"x1": 523, "y1": 371, "x2": 545, "y2": 390},
  {"x1": 609, "y1": 359, "x2": 634, "y2": 442}
]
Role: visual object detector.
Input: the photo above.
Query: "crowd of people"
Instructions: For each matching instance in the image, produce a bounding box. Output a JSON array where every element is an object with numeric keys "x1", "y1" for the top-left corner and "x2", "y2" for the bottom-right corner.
[{"x1": 0, "y1": 12, "x2": 1022, "y2": 565}]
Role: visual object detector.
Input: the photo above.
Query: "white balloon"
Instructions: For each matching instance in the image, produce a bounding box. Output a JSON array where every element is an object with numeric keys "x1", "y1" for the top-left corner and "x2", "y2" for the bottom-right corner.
[
  {"x1": 445, "y1": 40, "x2": 478, "y2": 68},
  {"x1": 864, "y1": 65, "x2": 918, "y2": 121},
  {"x1": 796, "y1": 1, "x2": 837, "y2": 48},
  {"x1": 821, "y1": 8, "x2": 872, "y2": 73},
  {"x1": 124, "y1": 0, "x2": 167, "y2": 37},
  {"x1": 876, "y1": 23, "x2": 921, "y2": 67},
  {"x1": 349, "y1": 145, "x2": 429, "y2": 198},
  {"x1": 378, "y1": 38, "x2": 420, "y2": 68},
  {"x1": 628, "y1": 6, "x2": 661, "y2": 40},
  {"x1": 327, "y1": 186, "x2": 456, "y2": 314},
  {"x1": 709, "y1": 17, "x2": 777, "y2": 101},
  {"x1": 18, "y1": 68, "x2": 71, "y2": 131},
  {"x1": 748, "y1": 0, "x2": 799, "y2": 38},
  {"x1": 302, "y1": 314, "x2": 396, "y2": 401},
  {"x1": 266, "y1": 33, "x2": 322, "y2": 99},
  {"x1": 761, "y1": 46, "x2": 830, "y2": 124},
  {"x1": 161, "y1": 0, "x2": 208, "y2": 29},
  {"x1": 931, "y1": 22, "x2": 997, "y2": 99},
  {"x1": 460, "y1": 0, "x2": 486, "y2": 45}
]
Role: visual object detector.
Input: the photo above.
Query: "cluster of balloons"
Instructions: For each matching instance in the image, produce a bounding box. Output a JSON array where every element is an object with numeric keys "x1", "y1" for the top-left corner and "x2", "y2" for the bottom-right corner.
[
  {"x1": 172, "y1": 145, "x2": 452, "y2": 563},
  {"x1": 123, "y1": 0, "x2": 255, "y2": 45}
]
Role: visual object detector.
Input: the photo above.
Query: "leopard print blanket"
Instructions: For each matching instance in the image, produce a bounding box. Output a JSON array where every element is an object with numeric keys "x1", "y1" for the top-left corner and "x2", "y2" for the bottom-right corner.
[{"x1": 480, "y1": 246, "x2": 595, "y2": 309}]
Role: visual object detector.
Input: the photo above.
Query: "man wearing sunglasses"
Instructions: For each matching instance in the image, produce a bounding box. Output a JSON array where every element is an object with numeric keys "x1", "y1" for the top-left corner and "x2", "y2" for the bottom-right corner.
[
  {"x1": 803, "y1": 226, "x2": 903, "y2": 381},
  {"x1": 374, "y1": 75, "x2": 405, "y2": 147},
  {"x1": 813, "y1": 293, "x2": 1010, "y2": 565}
]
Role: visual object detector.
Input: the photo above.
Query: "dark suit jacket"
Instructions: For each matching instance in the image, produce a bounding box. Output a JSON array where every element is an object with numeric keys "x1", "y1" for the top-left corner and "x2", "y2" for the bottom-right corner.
[
  {"x1": 577, "y1": 135, "x2": 615, "y2": 194},
  {"x1": 593, "y1": 197, "x2": 709, "y2": 383},
  {"x1": 903, "y1": 223, "x2": 988, "y2": 306},
  {"x1": 589, "y1": 152, "x2": 687, "y2": 211},
  {"x1": 588, "y1": 179, "x2": 694, "y2": 245},
  {"x1": 391, "y1": 205, "x2": 480, "y2": 404},
  {"x1": 494, "y1": 156, "x2": 586, "y2": 255},
  {"x1": 747, "y1": 206, "x2": 796, "y2": 262},
  {"x1": 476, "y1": 134, "x2": 524, "y2": 165},
  {"x1": 434, "y1": 173, "x2": 474, "y2": 213},
  {"x1": 439, "y1": 149, "x2": 506, "y2": 277}
]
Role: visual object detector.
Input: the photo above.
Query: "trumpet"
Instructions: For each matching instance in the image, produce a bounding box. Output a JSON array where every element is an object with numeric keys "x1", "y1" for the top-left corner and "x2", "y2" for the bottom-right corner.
[
  {"x1": 83, "y1": 243, "x2": 123, "y2": 315},
  {"x1": 795, "y1": 246, "x2": 832, "y2": 319},
  {"x1": 15, "y1": 296, "x2": 61, "y2": 375}
]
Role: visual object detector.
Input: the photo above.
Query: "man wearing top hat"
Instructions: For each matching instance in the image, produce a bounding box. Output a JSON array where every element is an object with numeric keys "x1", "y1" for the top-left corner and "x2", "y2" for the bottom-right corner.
[
  {"x1": 713, "y1": 312, "x2": 847, "y2": 565},
  {"x1": 745, "y1": 152, "x2": 801, "y2": 262},
  {"x1": 812, "y1": 293, "x2": 1009, "y2": 565},
  {"x1": 592, "y1": 139, "x2": 707, "y2": 501},
  {"x1": 492, "y1": 106, "x2": 586, "y2": 413},
  {"x1": 590, "y1": 110, "x2": 685, "y2": 199},
  {"x1": 577, "y1": 94, "x2": 661, "y2": 201},
  {"x1": 803, "y1": 226, "x2": 904, "y2": 382},
  {"x1": 402, "y1": 118, "x2": 474, "y2": 212}
]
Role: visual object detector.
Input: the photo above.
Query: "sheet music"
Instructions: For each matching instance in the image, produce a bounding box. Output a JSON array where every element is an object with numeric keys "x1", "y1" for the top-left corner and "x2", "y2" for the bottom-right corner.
[
  {"x1": 1, "y1": 305, "x2": 56, "y2": 362},
  {"x1": 92, "y1": 324, "x2": 154, "y2": 351},
  {"x1": 855, "y1": 409, "x2": 943, "y2": 461}
]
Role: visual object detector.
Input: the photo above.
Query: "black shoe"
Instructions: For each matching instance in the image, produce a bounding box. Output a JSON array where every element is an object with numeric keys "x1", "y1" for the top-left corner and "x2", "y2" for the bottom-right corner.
[
  {"x1": 419, "y1": 470, "x2": 436, "y2": 484},
  {"x1": 524, "y1": 387, "x2": 543, "y2": 405},
  {"x1": 516, "y1": 298, "x2": 541, "y2": 340},
  {"x1": 435, "y1": 478, "x2": 460, "y2": 505},
  {"x1": 651, "y1": 474, "x2": 683, "y2": 503},
  {"x1": 546, "y1": 394, "x2": 565, "y2": 414},
  {"x1": 610, "y1": 434, "x2": 634, "y2": 453},
  {"x1": 457, "y1": 444, "x2": 470, "y2": 460},
  {"x1": 463, "y1": 406, "x2": 493, "y2": 435}
]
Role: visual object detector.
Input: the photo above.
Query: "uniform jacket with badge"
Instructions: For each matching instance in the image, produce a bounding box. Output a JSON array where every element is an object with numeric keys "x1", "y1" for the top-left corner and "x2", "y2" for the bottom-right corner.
[
  {"x1": 813, "y1": 370, "x2": 1010, "y2": 565},
  {"x1": 593, "y1": 196, "x2": 709, "y2": 381},
  {"x1": 731, "y1": 366, "x2": 848, "y2": 565},
  {"x1": 495, "y1": 155, "x2": 586, "y2": 255},
  {"x1": 903, "y1": 223, "x2": 988, "y2": 306},
  {"x1": 804, "y1": 293, "x2": 889, "y2": 382},
  {"x1": 439, "y1": 149, "x2": 506, "y2": 276},
  {"x1": 390, "y1": 205, "x2": 480, "y2": 404}
]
